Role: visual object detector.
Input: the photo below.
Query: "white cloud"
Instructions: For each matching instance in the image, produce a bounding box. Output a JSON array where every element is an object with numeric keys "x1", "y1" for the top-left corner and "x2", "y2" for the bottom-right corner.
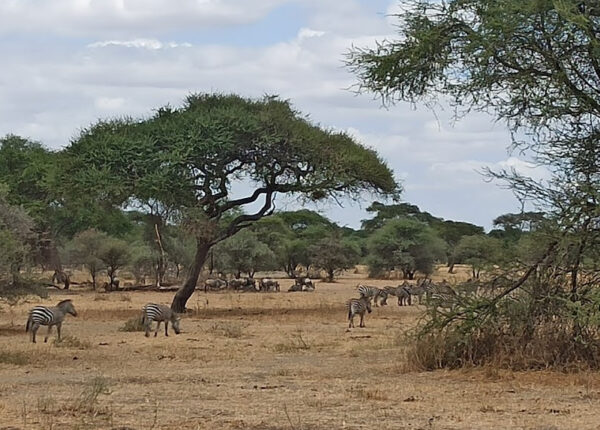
[
  {"x1": 297, "y1": 28, "x2": 325, "y2": 40},
  {"x1": 88, "y1": 39, "x2": 192, "y2": 50},
  {"x1": 0, "y1": 0, "x2": 290, "y2": 36},
  {"x1": 95, "y1": 97, "x2": 126, "y2": 110}
]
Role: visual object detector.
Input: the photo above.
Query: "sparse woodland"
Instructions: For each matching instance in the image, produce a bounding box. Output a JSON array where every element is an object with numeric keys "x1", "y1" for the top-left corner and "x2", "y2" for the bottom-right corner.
[
  {"x1": 3, "y1": 2, "x2": 600, "y2": 427},
  {"x1": 0, "y1": 4, "x2": 599, "y2": 421}
]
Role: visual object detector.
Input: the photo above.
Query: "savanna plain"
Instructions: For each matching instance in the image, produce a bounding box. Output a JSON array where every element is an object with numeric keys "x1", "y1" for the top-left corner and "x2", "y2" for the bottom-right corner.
[{"x1": 1, "y1": 268, "x2": 599, "y2": 430}]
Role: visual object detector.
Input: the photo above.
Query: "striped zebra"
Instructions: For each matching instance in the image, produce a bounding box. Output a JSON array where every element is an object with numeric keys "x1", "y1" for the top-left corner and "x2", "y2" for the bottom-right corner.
[
  {"x1": 25, "y1": 299, "x2": 77, "y2": 343},
  {"x1": 347, "y1": 296, "x2": 372, "y2": 328},
  {"x1": 357, "y1": 285, "x2": 388, "y2": 306},
  {"x1": 384, "y1": 283, "x2": 412, "y2": 306},
  {"x1": 142, "y1": 303, "x2": 181, "y2": 337}
]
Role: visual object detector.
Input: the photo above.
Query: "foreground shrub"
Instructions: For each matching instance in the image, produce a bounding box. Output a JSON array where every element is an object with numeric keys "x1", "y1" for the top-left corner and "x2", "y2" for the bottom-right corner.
[{"x1": 408, "y1": 243, "x2": 600, "y2": 371}]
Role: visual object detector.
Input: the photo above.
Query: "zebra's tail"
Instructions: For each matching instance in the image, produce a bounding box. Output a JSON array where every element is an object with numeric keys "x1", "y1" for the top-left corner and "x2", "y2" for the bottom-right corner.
[
  {"x1": 140, "y1": 307, "x2": 147, "y2": 326},
  {"x1": 25, "y1": 314, "x2": 32, "y2": 332},
  {"x1": 347, "y1": 303, "x2": 352, "y2": 321}
]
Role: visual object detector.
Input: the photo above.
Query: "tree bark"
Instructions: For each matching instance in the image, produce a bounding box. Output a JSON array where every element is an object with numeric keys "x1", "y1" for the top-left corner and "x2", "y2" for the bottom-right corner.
[
  {"x1": 327, "y1": 268, "x2": 335, "y2": 282},
  {"x1": 447, "y1": 262, "x2": 455, "y2": 274},
  {"x1": 154, "y1": 223, "x2": 166, "y2": 287},
  {"x1": 171, "y1": 240, "x2": 210, "y2": 313}
]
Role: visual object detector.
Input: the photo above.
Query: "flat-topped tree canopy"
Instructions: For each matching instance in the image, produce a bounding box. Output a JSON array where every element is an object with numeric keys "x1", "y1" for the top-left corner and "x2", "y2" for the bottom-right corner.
[{"x1": 65, "y1": 93, "x2": 399, "y2": 311}]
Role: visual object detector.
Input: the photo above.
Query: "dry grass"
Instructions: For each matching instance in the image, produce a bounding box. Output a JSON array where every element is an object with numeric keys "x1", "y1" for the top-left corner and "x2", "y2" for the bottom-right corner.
[
  {"x1": 0, "y1": 349, "x2": 29, "y2": 365},
  {"x1": 119, "y1": 315, "x2": 145, "y2": 332},
  {"x1": 0, "y1": 265, "x2": 599, "y2": 429},
  {"x1": 53, "y1": 335, "x2": 91, "y2": 349},
  {"x1": 208, "y1": 321, "x2": 244, "y2": 338}
]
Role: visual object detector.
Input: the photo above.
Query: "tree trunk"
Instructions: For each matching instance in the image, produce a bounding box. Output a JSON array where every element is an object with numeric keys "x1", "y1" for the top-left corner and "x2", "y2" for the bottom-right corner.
[
  {"x1": 327, "y1": 268, "x2": 334, "y2": 282},
  {"x1": 447, "y1": 262, "x2": 455, "y2": 274},
  {"x1": 39, "y1": 230, "x2": 70, "y2": 289},
  {"x1": 171, "y1": 240, "x2": 210, "y2": 313},
  {"x1": 208, "y1": 251, "x2": 214, "y2": 275}
]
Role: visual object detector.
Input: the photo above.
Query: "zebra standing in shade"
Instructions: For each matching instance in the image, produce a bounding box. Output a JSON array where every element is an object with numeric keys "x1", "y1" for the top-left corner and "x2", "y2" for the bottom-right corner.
[
  {"x1": 347, "y1": 296, "x2": 372, "y2": 328},
  {"x1": 141, "y1": 303, "x2": 181, "y2": 337},
  {"x1": 357, "y1": 285, "x2": 388, "y2": 306},
  {"x1": 25, "y1": 299, "x2": 77, "y2": 343}
]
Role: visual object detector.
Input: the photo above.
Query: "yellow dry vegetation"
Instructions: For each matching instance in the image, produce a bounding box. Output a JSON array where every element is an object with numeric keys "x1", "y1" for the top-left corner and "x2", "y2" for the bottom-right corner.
[{"x1": 0, "y1": 266, "x2": 599, "y2": 429}]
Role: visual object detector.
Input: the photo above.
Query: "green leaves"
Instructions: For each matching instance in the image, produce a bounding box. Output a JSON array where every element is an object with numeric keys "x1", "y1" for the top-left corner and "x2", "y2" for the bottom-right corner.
[
  {"x1": 65, "y1": 93, "x2": 398, "y2": 249},
  {"x1": 366, "y1": 217, "x2": 447, "y2": 278}
]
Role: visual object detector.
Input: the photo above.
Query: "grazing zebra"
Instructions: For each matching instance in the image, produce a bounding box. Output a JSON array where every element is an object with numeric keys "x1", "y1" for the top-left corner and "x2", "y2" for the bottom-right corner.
[
  {"x1": 384, "y1": 283, "x2": 412, "y2": 306},
  {"x1": 25, "y1": 299, "x2": 78, "y2": 343},
  {"x1": 142, "y1": 304, "x2": 181, "y2": 337},
  {"x1": 347, "y1": 297, "x2": 372, "y2": 328},
  {"x1": 260, "y1": 278, "x2": 280, "y2": 292},
  {"x1": 357, "y1": 285, "x2": 388, "y2": 306},
  {"x1": 204, "y1": 278, "x2": 228, "y2": 293}
]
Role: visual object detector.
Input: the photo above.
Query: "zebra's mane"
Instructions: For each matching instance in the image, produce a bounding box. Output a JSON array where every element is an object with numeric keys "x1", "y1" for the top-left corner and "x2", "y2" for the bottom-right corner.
[{"x1": 57, "y1": 299, "x2": 73, "y2": 306}]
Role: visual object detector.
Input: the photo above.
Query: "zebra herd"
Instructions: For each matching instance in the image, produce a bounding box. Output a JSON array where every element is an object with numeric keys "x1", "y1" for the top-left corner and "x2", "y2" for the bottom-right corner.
[
  {"x1": 203, "y1": 276, "x2": 314, "y2": 293},
  {"x1": 23, "y1": 276, "x2": 316, "y2": 343},
  {"x1": 24, "y1": 278, "x2": 457, "y2": 342},
  {"x1": 346, "y1": 279, "x2": 456, "y2": 328}
]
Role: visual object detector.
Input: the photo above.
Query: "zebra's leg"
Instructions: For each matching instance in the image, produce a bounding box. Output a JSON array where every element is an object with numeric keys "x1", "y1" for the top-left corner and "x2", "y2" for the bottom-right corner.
[
  {"x1": 44, "y1": 325, "x2": 53, "y2": 343},
  {"x1": 349, "y1": 314, "x2": 354, "y2": 328},
  {"x1": 145, "y1": 320, "x2": 151, "y2": 337},
  {"x1": 56, "y1": 322, "x2": 62, "y2": 341},
  {"x1": 154, "y1": 321, "x2": 161, "y2": 337},
  {"x1": 359, "y1": 313, "x2": 365, "y2": 328},
  {"x1": 164, "y1": 321, "x2": 169, "y2": 337},
  {"x1": 31, "y1": 323, "x2": 39, "y2": 343}
]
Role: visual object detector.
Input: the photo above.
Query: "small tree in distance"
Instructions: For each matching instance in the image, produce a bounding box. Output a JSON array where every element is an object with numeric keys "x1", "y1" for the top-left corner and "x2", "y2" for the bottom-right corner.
[
  {"x1": 309, "y1": 231, "x2": 360, "y2": 282},
  {"x1": 99, "y1": 238, "x2": 130, "y2": 291},
  {"x1": 367, "y1": 218, "x2": 446, "y2": 279},
  {"x1": 67, "y1": 229, "x2": 107, "y2": 289},
  {"x1": 452, "y1": 235, "x2": 502, "y2": 279}
]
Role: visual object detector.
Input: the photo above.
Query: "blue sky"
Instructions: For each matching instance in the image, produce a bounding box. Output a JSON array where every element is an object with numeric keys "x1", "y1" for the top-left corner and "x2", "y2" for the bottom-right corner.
[{"x1": 0, "y1": 0, "x2": 541, "y2": 230}]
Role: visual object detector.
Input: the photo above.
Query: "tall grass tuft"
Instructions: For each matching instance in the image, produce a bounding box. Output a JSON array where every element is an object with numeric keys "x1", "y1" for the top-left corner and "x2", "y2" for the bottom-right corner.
[{"x1": 119, "y1": 315, "x2": 145, "y2": 332}]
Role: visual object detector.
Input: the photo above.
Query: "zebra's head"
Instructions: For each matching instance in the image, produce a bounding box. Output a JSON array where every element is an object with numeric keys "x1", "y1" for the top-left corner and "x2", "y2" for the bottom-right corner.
[
  {"x1": 172, "y1": 314, "x2": 181, "y2": 334},
  {"x1": 57, "y1": 299, "x2": 77, "y2": 316}
]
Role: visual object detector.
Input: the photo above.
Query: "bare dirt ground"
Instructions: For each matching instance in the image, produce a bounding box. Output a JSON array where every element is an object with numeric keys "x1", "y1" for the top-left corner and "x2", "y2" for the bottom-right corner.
[{"x1": 1, "y1": 267, "x2": 600, "y2": 429}]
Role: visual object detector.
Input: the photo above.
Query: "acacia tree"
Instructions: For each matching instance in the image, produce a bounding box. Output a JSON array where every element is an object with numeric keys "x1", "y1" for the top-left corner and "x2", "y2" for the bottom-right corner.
[
  {"x1": 98, "y1": 238, "x2": 130, "y2": 291},
  {"x1": 66, "y1": 229, "x2": 108, "y2": 289},
  {"x1": 309, "y1": 231, "x2": 360, "y2": 282},
  {"x1": 0, "y1": 186, "x2": 37, "y2": 293},
  {"x1": 213, "y1": 229, "x2": 276, "y2": 278},
  {"x1": 65, "y1": 94, "x2": 398, "y2": 311},
  {"x1": 348, "y1": 1, "x2": 600, "y2": 368},
  {"x1": 367, "y1": 218, "x2": 446, "y2": 279},
  {"x1": 452, "y1": 235, "x2": 503, "y2": 278}
]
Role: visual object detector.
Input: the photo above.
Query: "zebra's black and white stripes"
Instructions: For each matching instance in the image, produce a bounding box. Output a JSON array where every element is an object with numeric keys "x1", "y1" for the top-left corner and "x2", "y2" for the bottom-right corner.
[
  {"x1": 25, "y1": 299, "x2": 78, "y2": 343},
  {"x1": 142, "y1": 303, "x2": 181, "y2": 337},
  {"x1": 357, "y1": 284, "x2": 388, "y2": 306},
  {"x1": 347, "y1": 296, "x2": 372, "y2": 328}
]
